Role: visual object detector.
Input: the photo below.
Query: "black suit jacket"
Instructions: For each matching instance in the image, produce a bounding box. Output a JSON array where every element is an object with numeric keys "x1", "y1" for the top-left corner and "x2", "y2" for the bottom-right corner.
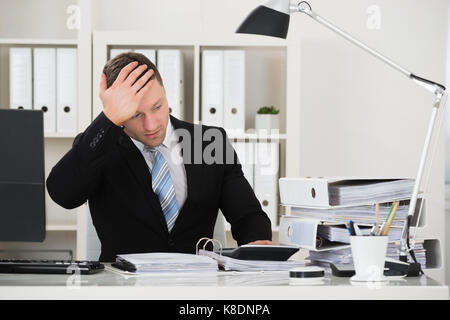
[{"x1": 46, "y1": 113, "x2": 272, "y2": 261}]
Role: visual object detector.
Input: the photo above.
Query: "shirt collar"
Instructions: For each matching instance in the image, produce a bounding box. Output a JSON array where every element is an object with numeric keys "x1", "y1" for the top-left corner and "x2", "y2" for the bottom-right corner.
[{"x1": 130, "y1": 117, "x2": 174, "y2": 152}]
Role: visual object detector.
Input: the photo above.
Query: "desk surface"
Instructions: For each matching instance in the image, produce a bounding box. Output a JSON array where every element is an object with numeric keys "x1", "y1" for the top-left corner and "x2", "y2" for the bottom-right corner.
[{"x1": 0, "y1": 265, "x2": 448, "y2": 300}]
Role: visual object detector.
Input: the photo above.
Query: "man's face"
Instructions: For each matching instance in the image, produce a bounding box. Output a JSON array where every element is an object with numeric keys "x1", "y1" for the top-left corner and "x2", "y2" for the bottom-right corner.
[{"x1": 122, "y1": 81, "x2": 170, "y2": 147}]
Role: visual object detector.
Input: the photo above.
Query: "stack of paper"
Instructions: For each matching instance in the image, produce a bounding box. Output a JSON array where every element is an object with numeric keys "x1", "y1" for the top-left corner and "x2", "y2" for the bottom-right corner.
[
  {"x1": 198, "y1": 250, "x2": 305, "y2": 271},
  {"x1": 291, "y1": 201, "x2": 410, "y2": 227},
  {"x1": 307, "y1": 243, "x2": 426, "y2": 266},
  {"x1": 114, "y1": 252, "x2": 218, "y2": 273},
  {"x1": 328, "y1": 179, "x2": 415, "y2": 206},
  {"x1": 317, "y1": 224, "x2": 403, "y2": 243}
]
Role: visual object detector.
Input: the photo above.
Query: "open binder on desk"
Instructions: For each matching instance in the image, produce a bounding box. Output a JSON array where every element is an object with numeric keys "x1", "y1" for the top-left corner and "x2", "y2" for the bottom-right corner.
[{"x1": 196, "y1": 238, "x2": 304, "y2": 271}]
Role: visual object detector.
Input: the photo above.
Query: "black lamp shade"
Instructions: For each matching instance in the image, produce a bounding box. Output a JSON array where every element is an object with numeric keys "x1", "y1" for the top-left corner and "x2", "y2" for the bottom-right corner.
[{"x1": 236, "y1": 5, "x2": 290, "y2": 39}]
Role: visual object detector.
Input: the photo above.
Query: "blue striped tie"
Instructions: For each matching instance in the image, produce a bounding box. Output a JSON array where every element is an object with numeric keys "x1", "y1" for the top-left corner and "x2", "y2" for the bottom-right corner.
[{"x1": 147, "y1": 147, "x2": 179, "y2": 232}]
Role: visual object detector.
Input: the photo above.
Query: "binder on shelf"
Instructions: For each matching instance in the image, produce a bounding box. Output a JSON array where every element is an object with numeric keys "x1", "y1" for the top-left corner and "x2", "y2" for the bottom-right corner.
[
  {"x1": 254, "y1": 142, "x2": 279, "y2": 227},
  {"x1": 223, "y1": 50, "x2": 245, "y2": 134},
  {"x1": 56, "y1": 48, "x2": 78, "y2": 134},
  {"x1": 279, "y1": 177, "x2": 415, "y2": 208},
  {"x1": 157, "y1": 50, "x2": 184, "y2": 119},
  {"x1": 9, "y1": 47, "x2": 32, "y2": 110},
  {"x1": 133, "y1": 49, "x2": 156, "y2": 65},
  {"x1": 201, "y1": 50, "x2": 224, "y2": 127},
  {"x1": 33, "y1": 48, "x2": 56, "y2": 133},
  {"x1": 231, "y1": 141, "x2": 254, "y2": 188},
  {"x1": 109, "y1": 48, "x2": 132, "y2": 59}
]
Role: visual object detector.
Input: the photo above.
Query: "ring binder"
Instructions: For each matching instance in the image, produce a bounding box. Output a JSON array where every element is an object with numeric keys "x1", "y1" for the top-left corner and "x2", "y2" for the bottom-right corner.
[{"x1": 195, "y1": 237, "x2": 223, "y2": 255}]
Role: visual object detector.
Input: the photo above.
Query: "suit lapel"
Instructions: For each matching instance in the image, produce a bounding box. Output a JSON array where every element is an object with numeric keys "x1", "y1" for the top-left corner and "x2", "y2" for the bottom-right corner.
[
  {"x1": 117, "y1": 132, "x2": 169, "y2": 236},
  {"x1": 170, "y1": 116, "x2": 203, "y2": 210}
]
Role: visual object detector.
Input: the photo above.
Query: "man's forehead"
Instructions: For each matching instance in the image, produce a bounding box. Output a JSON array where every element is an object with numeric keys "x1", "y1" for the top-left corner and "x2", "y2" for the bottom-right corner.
[{"x1": 137, "y1": 82, "x2": 166, "y2": 110}]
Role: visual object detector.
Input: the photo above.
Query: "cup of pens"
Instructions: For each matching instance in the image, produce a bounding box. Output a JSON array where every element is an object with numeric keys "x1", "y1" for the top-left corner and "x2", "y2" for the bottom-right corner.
[{"x1": 347, "y1": 201, "x2": 399, "y2": 282}]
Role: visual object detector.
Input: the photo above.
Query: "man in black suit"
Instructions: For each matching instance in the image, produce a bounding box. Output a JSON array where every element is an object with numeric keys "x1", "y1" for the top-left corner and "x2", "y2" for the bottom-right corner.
[{"x1": 46, "y1": 52, "x2": 272, "y2": 262}]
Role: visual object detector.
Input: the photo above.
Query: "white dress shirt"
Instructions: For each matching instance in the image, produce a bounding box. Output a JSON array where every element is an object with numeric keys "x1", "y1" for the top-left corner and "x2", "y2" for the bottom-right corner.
[{"x1": 130, "y1": 118, "x2": 187, "y2": 210}]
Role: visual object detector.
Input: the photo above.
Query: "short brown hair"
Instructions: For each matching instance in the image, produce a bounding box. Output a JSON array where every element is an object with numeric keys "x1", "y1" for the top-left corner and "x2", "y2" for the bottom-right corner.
[{"x1": 102, "y1": 51, "x2": 163, "y2": 89}]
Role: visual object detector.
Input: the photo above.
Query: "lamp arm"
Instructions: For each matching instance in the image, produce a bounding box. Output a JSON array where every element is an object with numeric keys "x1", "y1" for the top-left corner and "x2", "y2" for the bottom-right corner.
[
  {"x1": 292, "y1": 1, "x2": 446, "y2": 96},
  {"x1": 291, "y1": 1, "x2": 448, "y2": 263}
]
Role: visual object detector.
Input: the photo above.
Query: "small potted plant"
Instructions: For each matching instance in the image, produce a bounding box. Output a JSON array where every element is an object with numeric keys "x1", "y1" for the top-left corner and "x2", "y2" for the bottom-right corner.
[{"x1": 255, "y1": 105, "x2": 280, "y2": 131}]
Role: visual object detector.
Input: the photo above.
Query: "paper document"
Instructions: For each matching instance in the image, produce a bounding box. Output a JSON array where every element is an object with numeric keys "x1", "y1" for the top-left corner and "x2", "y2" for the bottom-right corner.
[
  {"x1": 290, "y1": 201, "x2": 410, "y2": 227},
  {"x1": 328, "y1": 179, "x2": 415, "y2": 206},
  {"x1": 198, "y1": 249, "x2": 304, "y2": 271}
]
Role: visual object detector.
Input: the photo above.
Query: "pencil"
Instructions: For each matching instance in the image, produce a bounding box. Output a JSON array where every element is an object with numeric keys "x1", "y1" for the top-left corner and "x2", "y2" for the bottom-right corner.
[{"x1": 381, "y1": 201, "x2": 399, "y2": 236}]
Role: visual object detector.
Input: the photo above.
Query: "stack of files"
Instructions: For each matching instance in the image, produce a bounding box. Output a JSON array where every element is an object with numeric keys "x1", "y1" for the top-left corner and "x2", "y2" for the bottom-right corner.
[
  {"x1": 198, "y1": 249, "x2": 304, "y2": 272},
  {"x1": 112, "y1": 252, "x2": 218, "y2": 273},
  {"x1": 291, "y1": 201, "x2": 409, "y2": 227},
  {"x1": 328, "y1": 179, "x2": 415, "y2": 206},
  {"x1": 317, "y1": 224, "x2": 403, "y2": 243},
  {"x1": 306, "y1": 243, "x2": 426, "y2": 266}
]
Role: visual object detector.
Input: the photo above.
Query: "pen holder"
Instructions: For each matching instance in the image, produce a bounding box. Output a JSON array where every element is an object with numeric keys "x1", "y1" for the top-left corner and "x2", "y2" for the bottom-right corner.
[{"x1": 350, "y1": 236, "x2": 388, "y2": 282}]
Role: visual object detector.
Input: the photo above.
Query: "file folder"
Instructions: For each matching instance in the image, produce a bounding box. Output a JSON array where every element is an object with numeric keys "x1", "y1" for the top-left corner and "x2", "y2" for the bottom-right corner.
[
  {"x1": 201, "y1": 50, "x2": 224, "y2": 127},
  {"x1": 56, "y1": 48, "x2": 78, "y2": 134},
  {"x1": 279, "y1": 177, "x2": 415, "y2": 208},
  {"x1": 109, "y1": 48, "x2": 132, "y2": 59},
  {"x1": 223, "y1": 50, "x2": 245, "y2": 134},
  {"x1": 157, "y1": 50, "x2": 184, "y2": 119},
  {"x1": 231, "y1": 141, "x2": 254, "y2": 188},
  {"x1": 133, "y1": 49, "x2": 157, "y2": 65},
  {"x1": 278, "y1": 215, "x2": 349, "y2": 251},
  {"x1": 9, "y1": 48, "x2": 32, "y2": 110},
  {"x1": 254, "y1": 142, "x2": 279, "y2": 227},
  {"x1": 33, "y1": 48, "x2": 56, "y2": 133}
]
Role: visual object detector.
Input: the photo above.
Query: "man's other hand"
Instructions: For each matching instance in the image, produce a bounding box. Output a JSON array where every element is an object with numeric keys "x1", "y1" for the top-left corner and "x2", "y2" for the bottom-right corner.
[{"x1": 247, "y1": 240, "x2": 273, "y2": 245}]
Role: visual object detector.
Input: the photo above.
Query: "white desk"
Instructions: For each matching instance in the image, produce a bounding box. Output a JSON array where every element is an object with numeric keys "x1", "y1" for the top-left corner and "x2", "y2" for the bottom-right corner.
[{"x1": 0, "y1": 265, "x2": 448, "y2": 300}]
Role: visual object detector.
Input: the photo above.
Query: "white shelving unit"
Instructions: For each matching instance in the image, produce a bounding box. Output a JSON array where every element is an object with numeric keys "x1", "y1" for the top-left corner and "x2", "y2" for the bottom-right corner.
[{"x1": 0, "y1": 37, "x2": 90, "y2": 260}]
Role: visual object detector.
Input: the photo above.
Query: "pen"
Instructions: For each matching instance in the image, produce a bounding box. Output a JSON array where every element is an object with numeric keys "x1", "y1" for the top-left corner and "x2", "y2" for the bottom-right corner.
[
  {"x1": 349, "y1": 220, "x2": 356, "y2": 236},
  {"x1": 346, "y1": 223, "x2": 353, "y2": 236}
]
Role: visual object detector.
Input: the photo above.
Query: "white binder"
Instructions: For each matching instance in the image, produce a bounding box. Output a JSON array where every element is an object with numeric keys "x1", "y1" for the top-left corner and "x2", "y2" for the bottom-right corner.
[
  {"x1": 201, "y1": 50, "x2": 224, "y2": 127},
  {"x1": 278, "y1": 215, "x2": 349, "y2": 251},
  {"x1": 133, "y1": 49, "x2": 157, "y2": 65},
  {"x1": 254, "y1": 142, "x2": 279, "y2": 227},
  {"x1": 33, "y1": 48, "x2": 56, "y2": 133},
  {"x1": 279, "y1": 177, "x2": 415, "y2": 208},
  {"x1": 109, "y1": 48, "x2": 132, "y2": 59},
  {"x1": 223, "y1": 50, "x2": 245, "y2": 134},
  {"x1": 232, "y1": 141, "x2": 254, "y2": 188},
  {"x1": 56, "y1": 48, "x2": 78, "y2": 134},
  {"x1": 9, "y1": 48, "x2": 32, "y2": 110},
  {"x1": 157, "y1": 50, "x2": 184, "y2": 119}
]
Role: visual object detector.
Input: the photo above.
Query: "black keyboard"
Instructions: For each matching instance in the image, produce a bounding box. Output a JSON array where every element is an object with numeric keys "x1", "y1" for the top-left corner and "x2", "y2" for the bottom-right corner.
[{"x1": 0, "y1": 259, "x2": 104, "y2": 275}]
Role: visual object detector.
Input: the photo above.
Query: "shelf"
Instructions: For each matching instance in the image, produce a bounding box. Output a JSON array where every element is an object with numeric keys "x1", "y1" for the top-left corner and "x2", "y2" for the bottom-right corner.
[
  {"x1": 45, "y1": 133, "x2": 77, "y2": 139},
  {"x1": 46, "y1": 224, "x2": 78, "y2": 231},
  {"x1": 0, "y1": 38, "x2": 78, "y2": 46},
  {"x1": 227, "y1": 133, "x2": 287, "y2": 141}
]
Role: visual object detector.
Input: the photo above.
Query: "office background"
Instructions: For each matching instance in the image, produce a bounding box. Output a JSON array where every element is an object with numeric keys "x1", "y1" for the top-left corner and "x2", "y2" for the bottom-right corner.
[{"x1": 0, "y1": 0, "x2": 449, "y2": 285}]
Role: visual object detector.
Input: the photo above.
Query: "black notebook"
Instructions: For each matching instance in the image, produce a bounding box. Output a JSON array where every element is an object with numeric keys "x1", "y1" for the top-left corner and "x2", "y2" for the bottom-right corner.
[{"x1": 219, "y1": 245, "x2": 299, "y2": 261}]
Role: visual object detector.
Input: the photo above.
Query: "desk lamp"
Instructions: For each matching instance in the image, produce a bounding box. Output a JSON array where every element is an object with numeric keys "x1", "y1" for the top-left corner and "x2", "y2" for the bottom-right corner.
[{"x1": 237, "y1": 0, "x2": 448, "y2": 272}]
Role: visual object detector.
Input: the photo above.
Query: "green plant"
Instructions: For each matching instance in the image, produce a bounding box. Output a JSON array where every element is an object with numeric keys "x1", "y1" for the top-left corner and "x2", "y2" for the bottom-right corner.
[{"x1": 257, "y1": 105, "x2": 279, "y2": 115}]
